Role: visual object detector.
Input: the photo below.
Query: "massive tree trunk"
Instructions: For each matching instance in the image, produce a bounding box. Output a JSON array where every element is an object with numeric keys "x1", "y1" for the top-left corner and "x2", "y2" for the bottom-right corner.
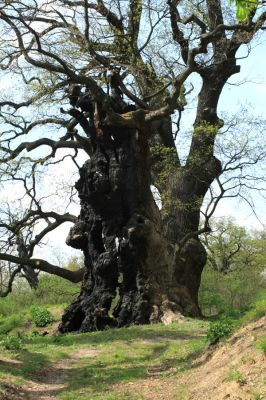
[
  {"x1": 59, "y1": 47, "x2": 241, "y2": 333},
  {"x1": 59, "y1": 122, "x2": 204, "y2": 333}
]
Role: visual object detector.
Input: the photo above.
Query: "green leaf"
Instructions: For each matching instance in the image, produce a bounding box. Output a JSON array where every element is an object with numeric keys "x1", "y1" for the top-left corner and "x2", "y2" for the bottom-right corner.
[
  {"x1": 236, "y1": 4, "x2": 249, "y2": 21},
  {"x1": 230, "y1": 0, "x2": 258, "y2": 21}
]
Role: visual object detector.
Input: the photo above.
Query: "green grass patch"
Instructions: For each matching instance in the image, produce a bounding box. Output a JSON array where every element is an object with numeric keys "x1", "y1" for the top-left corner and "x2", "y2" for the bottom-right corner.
[
  {"x1": 0, "y1": 313, "x2": 26, "y2": 336},
  {"x1": 238, "y1": 292, "x2": 266, "y2": 326},
  {"x1": 0, "y1": 319, "x2": 208, "y2": 400},
  {"x1": 0, "y1": 307, "x2": 61, "y2": 338}
]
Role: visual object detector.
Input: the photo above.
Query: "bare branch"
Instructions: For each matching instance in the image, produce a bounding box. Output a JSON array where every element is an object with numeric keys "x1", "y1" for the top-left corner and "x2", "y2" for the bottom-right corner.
[{"x1": 0, "y1": 253, "x2": 84, "y2": 283}]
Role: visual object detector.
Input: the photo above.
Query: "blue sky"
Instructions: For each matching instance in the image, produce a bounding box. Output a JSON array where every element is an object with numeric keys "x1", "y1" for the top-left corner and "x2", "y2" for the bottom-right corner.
[{"x1": 211, "y1": 40, "x2": 266, "y2": 229}]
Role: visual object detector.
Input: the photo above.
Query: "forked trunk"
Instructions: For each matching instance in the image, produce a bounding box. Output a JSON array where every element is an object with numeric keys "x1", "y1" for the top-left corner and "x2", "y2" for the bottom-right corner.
[{"x1": 59, "y1": 125, "x2": 206, "y2": 333}]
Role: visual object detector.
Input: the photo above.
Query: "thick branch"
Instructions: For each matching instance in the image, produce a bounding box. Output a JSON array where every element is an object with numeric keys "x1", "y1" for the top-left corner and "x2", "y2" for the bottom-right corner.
[{"x1": 0, "y1": 253, "x2": 84, "y2": 283}]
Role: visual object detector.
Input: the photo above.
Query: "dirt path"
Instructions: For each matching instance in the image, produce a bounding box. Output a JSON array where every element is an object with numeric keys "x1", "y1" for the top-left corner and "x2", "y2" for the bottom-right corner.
[{"x1": 1, "y1": 349, "x2": 101, "y2": 400}]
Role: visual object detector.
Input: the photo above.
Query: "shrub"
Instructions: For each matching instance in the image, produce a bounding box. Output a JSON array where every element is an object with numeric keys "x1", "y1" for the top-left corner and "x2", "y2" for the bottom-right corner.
[
  {"x1": 30, "y1": 306, "x2": 54, "y2": 327},
  {"x1": 1, "y1": 335, "x2": 23, "y2": 351},
  {"x1": 207, "y1": 317, "x2": 233, "y2": 344}
]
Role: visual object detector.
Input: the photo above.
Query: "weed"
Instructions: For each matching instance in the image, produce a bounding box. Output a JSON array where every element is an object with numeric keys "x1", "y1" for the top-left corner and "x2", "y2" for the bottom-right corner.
[
  {"x1": 0, "y1": 314, "x2": 24, "y2": 335},
  {"x1": 241, "y1": 354, "x2": 255, "y2": 364},
  {"x1": 251, "y1": 391, "x2": 263, "y2": 400},
  {"x1": 227, "y1": 368, "x2": 246, "y2": 384},
  {"x1": 1, "y1": 335, "x2": 23, "y2": 351}
]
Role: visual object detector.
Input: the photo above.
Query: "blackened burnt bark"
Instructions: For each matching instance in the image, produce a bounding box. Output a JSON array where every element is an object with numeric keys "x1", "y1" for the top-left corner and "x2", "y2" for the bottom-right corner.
[{"x1": 59, "y1": 124, "x2": 163, "y2": 332}]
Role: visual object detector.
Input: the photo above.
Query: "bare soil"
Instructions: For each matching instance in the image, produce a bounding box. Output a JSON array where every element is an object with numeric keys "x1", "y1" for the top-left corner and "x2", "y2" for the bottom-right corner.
[
  {"x1": 0, "y1": 349, "x2": 101, "y2": 400},
  {"x1": 113, "y1": 316, "x2": 266, "y2": 399}
]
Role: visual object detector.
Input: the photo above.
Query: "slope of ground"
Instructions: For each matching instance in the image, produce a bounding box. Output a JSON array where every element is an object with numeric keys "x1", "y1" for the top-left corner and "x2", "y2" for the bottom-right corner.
[
  {"x1": 112, "y1": 315, "x2": 265, "y2": 400},
  {"x1": 0, "y1": 312, "x2": 265, "y2": 400},
  {"x1": 180, "y1": 315, "x2": 266, "y2": 400}
]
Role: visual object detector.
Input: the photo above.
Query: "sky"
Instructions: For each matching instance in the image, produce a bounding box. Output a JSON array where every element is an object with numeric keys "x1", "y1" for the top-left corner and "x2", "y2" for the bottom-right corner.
[{"x1": 211, "y1": 40, "x2": 266, "y2": 228}]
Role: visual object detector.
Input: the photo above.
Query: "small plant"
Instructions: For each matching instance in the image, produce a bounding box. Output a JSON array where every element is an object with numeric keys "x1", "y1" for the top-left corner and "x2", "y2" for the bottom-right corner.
[
  {"x1": 1, "y1": 335, "x2": 23, "y2": 351},
  {"x1": 30, "y1": 306, "x2": 54, "y2": 327},
  {"x1": 227, "y1": 368, "x2": 247, "y2": 385},
  {"x1": 257, "y1": 336, "x2": 266, "y2": 353},
  {"x1": 251, "y1": 391, "x2": 263, "y2": 400},
  {"x1": 207, "y1": 317, "x2": 233, "y2": 344}
]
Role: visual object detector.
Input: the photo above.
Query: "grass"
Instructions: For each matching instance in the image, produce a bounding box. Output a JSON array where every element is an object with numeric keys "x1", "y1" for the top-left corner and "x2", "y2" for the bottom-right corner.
[
  {"x1": 0, "y1": 313, "x2": 26, "y2": 335},
  {"x1": 226, "y1": 368, "x2": 246, "y2": 384},
  {"x1": 0, "y1": 302, "x2": 66, "y2": 338},
  {"x1": 0, "y1": 275, "x2": 79, "y2": 317},
  {"x1": 0, "y1": 317, "x2": 208, "y2": 400},
  {"x1": 251, "y1": 391, "x2": 264, "y2": 400},
  {"x1": 0, "y1": 281, "x2": 264, "y2": 400},
  {"x1": 56, "y1": 323, "x2": 207, "y2": 400},
  {"x1": 237, "y1": 291, "x2": 266, "y2": 327},
  {"x1": 256, "y1": 336, "x2": 266, "y2": 353}
]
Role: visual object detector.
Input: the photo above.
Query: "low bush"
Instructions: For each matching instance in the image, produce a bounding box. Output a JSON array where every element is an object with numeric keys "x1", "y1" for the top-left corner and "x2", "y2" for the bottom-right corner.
[
  {"x1": 30, "y1": 306, "x2": 54, "y2": 327},
  {"x1": 207, "y1": 317, "x2": 233, "y2": 344}
]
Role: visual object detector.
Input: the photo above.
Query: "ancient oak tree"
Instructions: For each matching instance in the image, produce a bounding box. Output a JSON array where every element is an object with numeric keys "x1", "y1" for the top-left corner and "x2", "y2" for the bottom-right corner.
[{"x1": 0, "y1": 0, "x2": 265, "y2": 331}]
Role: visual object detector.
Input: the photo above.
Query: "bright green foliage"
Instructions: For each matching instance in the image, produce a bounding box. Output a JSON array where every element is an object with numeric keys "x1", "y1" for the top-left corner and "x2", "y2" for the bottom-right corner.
[
  {"x1": 1, "y1": 335, "x2": 23, "y2": 351},
  {"x1": 199, "y1": 265, "x2": 266, "y2": 318},
  {"x1": 200, "y1": 220, "x2": 266, "y2": 317},
  {"x1": 231, "y1": 0, "x2": 258, "y2": 21},
  {"x1": 0, "y1": 274, "x2": 79, "y2": 317},
  {"x1": 150, "y1": 145, "x2": 178, "y2": 176},
  {"x1": 207, "y1": 317, "x2": 234, "y2": 344},
  {"x1": 0, "y1": 314, "x2": 24, "y2": 335},
  {"x1": 30, "y1": 306, "x2": 54, "y2": 327}
]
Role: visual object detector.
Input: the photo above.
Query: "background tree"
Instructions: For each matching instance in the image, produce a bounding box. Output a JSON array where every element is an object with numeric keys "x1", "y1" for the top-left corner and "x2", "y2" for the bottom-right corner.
[
  {"x1": 200, "y1": 219, "x2": 266, "y2": 315},
  {"x1": 0, "y1": 0, "x2": 265, "y2": 332}
]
